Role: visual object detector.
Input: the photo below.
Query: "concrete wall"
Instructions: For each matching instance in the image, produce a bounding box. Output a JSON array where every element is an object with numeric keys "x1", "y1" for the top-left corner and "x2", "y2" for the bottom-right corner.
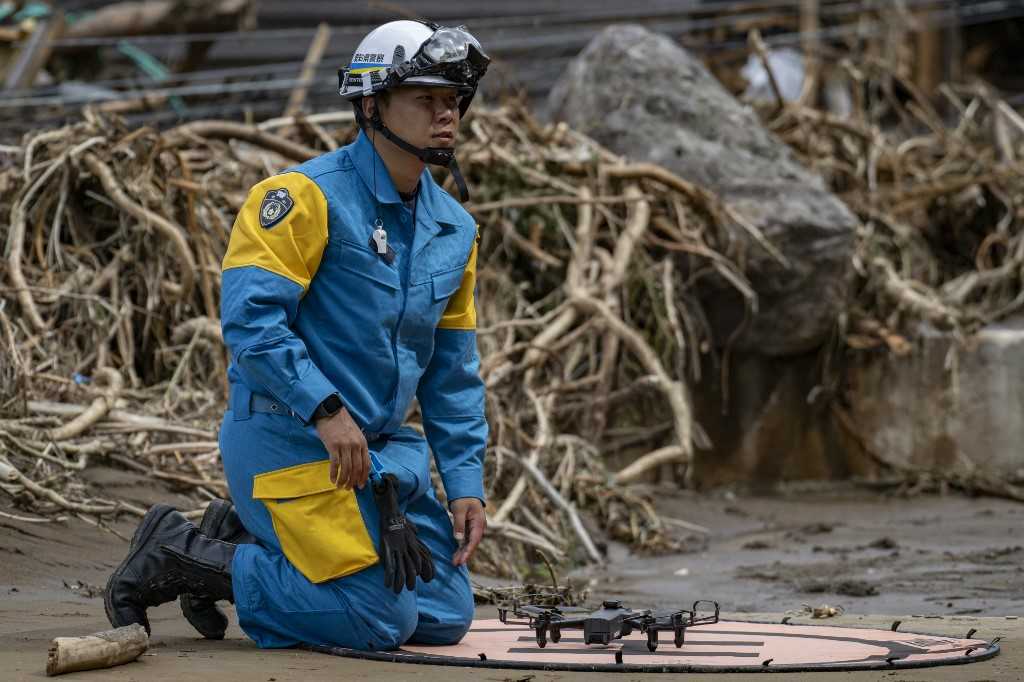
[{"x1": 845, "y1": 318, "x2": 1024, "y2": 480}]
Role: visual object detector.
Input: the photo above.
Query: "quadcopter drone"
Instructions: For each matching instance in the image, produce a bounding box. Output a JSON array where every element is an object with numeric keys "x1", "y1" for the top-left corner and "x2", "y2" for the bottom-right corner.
[{"x1": 497, "y1": 598, "x2": 720, "y2": 652}]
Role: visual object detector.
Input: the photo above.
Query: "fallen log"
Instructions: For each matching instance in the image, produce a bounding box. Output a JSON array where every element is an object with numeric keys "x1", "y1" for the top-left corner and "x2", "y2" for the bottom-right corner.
[{"x1": 46, "y1": 624, "x2": 148, "y2": 676}]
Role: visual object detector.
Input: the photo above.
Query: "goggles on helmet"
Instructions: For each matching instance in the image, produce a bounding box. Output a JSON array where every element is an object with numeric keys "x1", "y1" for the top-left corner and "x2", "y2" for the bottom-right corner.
[{"x1": 388, "y1": 25, "x2": 489, "y2": 92}]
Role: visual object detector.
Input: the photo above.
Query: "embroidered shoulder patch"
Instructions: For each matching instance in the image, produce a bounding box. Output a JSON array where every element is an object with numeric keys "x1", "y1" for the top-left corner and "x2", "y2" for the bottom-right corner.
[{"x1": 259, "y1": 188, "x2": 294, "y2": 229}]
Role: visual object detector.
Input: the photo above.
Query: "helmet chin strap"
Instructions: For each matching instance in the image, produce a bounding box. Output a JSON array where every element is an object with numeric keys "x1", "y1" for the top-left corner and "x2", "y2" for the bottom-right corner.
[{"x1": 367, "y1": 107, "x2": 470, "y2": 202}]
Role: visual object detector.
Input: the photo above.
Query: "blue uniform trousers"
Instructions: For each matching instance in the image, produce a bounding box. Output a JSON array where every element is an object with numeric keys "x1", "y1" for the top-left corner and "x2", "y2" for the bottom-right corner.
[{"x1": 219, "y1": 403, "x2": 474, "y2": 650}]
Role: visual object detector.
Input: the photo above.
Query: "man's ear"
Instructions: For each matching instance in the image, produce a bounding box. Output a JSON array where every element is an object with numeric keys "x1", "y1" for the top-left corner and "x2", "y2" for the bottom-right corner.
[{"x1": 361, "y1": 96, "x2": 376, "y2": 121}]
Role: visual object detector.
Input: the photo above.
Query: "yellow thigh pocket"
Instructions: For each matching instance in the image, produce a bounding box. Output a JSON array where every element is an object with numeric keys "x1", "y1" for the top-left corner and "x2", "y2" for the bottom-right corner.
[{"x1": 252, "y1": 460, "x2": 378, "y2": 584}]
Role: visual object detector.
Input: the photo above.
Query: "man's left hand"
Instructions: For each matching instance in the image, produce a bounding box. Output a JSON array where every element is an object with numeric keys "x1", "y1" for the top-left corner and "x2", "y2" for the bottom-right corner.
[{"x1": 450, "y1": 497, "x2": 486, "y2": 566}]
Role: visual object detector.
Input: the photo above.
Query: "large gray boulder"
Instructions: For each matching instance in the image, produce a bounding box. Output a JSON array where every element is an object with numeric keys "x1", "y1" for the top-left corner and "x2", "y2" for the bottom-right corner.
[{"x1": 547, "y1": 25, "x2": 857, "y2": 356}]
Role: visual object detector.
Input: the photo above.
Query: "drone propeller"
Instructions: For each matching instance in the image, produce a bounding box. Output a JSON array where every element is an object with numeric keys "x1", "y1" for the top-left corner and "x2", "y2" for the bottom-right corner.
[
  {"x1": 498, "y1": 600, "x2": 578, "y2": 626},
  {"x1": 692, "y1": 600, "x2": 721, "y2": 625}
]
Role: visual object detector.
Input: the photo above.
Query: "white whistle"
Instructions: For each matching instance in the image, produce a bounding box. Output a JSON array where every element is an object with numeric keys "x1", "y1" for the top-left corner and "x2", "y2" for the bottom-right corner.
[{"x1": 372, "y1": 223, "x2": 388, "y2": 255}]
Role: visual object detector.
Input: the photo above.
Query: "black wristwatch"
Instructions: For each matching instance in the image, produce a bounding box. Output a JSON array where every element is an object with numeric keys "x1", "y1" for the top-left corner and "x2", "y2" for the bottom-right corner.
[{"x1": 312, "y1": 393, "x2": 344, "y2": 422}]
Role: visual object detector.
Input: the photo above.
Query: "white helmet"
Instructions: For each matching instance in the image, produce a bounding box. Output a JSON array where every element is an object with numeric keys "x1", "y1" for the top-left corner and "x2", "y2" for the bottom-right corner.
[
  {"x1": 337, "y1": 19, "x2": 490, "y2": 202},
  {"x1": 338, "y1": 20, "x2": 488, "y2": 117}
]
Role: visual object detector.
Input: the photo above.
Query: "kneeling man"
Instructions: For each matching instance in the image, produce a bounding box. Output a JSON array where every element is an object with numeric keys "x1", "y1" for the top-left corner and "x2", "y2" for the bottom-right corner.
[{"x1": 104, "y1": 19, "x2": 490, "y2": 651}]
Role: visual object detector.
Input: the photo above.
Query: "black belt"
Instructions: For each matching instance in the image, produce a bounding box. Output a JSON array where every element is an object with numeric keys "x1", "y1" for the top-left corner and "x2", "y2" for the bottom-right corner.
[{"x1": 248, "y1": 392, "x2": 392, "y2": 443}]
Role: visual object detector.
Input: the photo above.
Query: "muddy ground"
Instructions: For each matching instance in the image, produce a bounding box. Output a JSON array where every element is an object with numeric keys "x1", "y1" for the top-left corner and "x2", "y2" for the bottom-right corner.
[
  {"x1": 1, "y1": 481, "x2": 1021, "y2": 680},
  {"x1": 596, "y1": 484, "x2": 1024, "y2": 617}
]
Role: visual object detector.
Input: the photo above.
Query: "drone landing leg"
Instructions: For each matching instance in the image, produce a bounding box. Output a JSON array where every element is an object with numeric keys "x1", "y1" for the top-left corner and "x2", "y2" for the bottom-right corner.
[{"x1": 675, "y1": 627, "x2": 686, "y2": 648}]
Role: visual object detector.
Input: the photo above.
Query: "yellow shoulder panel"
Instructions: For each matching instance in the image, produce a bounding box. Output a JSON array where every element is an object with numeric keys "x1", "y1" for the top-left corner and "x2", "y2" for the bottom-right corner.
[
  {"x1": 438, "y1": 227, "x2": 479, "y2": 331},
  {"x1": 222, "y1": 172, "x2": 329, "y2": 293}
]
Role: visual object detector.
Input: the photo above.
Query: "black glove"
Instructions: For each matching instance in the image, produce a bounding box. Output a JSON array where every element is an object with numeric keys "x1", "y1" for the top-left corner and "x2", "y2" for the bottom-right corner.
[{"x1": 372, "y1": 473, "x2": 435, "y2": 593}]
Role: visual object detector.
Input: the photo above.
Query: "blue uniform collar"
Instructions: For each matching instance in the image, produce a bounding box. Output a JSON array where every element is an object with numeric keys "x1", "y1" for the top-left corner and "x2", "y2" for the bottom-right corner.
[{"x1": 350, "y1": 131, "x2": 461, "y2": 228}]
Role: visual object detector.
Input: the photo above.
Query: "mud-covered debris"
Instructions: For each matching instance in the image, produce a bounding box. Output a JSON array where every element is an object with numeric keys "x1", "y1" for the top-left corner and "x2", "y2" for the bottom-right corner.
[
  {"x1": 978, "y1": 546, "x2": 1023, "y2": 562},
  {"x1": 867, "y1": 537, "x2": 899, "y2": 550},
  {"x1": 797, "y1": 578, "x2": 879, "y2": 597},
  {"x1": 723, "y1": 506, "x2": 751, "y2": 518},
  {"x1": 833, "y1": 579, "x2": 879, "y2": 597},
  {"x1": 62, "y1": 579, "x2": 103, "y2": 598},
  {"x1": 801, "y1": 522, "x2": 837, "y2": 535},
  {"x1": 786, "y1": 603, "x2": 845, "y2": 619}
]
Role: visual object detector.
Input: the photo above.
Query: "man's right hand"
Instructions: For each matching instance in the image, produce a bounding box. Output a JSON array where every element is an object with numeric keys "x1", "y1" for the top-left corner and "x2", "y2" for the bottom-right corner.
[{"x1": 315, "y1": 409, "x2": 369, "y2": 489}]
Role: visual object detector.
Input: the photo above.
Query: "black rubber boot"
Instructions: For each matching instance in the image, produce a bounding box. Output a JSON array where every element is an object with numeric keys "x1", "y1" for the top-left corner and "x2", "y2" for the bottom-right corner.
[
  {"x1": 180, "y1": 499, "x2": 255, "y2": 639},
  {"x1": 104, "y1": 504, "x2": 235, "y2": 635}
]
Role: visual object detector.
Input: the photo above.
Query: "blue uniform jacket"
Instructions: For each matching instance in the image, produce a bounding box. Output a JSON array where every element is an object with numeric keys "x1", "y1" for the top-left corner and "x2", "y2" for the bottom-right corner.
[{"x1": 220, "y1": 130, "x2": 487, "y2": 504}]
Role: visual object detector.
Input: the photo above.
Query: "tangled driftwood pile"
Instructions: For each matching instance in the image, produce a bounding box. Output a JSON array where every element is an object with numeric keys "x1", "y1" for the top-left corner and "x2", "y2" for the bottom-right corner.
[
  {"x1": 752, "y1": 55, "x2": 1024, "y2": 350},
  {"x1": 0, "y1": 104, "x2": 743, "y2": 574},
  {"x1": 459, "y1": 103, "x2": 769, "y2": 570},
  {"x1": 0, "y1": 112, "x2": 346, "y2": 538}
]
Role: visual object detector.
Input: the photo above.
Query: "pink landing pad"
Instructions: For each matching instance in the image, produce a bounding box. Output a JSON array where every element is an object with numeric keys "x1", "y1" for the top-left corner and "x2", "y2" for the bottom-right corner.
[{"x1": 307, "y1": 618, "x2": 1000, "y2": 673}]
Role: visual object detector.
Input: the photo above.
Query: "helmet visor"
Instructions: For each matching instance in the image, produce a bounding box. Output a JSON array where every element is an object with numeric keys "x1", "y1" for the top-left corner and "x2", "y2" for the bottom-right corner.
[
  {"x1": 420, "y1": 27, "x2": 484, "y2": 64},
  {"x1": 404, "y1": 25, "x2": 489, "y2": 87}
]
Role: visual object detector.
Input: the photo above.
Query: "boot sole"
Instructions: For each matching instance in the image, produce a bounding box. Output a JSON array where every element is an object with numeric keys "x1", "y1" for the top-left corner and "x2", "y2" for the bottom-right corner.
[{"x1": 104, "y1": 503, "x2": 177, "y2": 633}]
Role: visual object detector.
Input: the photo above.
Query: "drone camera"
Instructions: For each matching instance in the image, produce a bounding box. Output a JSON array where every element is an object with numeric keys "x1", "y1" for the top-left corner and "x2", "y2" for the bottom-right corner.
[{"x1": 583, "y1": 617, "x2": 616, "y2": 645}]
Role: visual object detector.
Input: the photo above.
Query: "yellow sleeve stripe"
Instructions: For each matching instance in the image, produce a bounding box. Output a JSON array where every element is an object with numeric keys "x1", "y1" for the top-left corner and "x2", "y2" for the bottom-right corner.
[
  {"x1": 438, "y1": 231, "x2": 479, "y2": 331},
  {"x1": 222, "y1": 172, "x2": 329, "y2": 294}
]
